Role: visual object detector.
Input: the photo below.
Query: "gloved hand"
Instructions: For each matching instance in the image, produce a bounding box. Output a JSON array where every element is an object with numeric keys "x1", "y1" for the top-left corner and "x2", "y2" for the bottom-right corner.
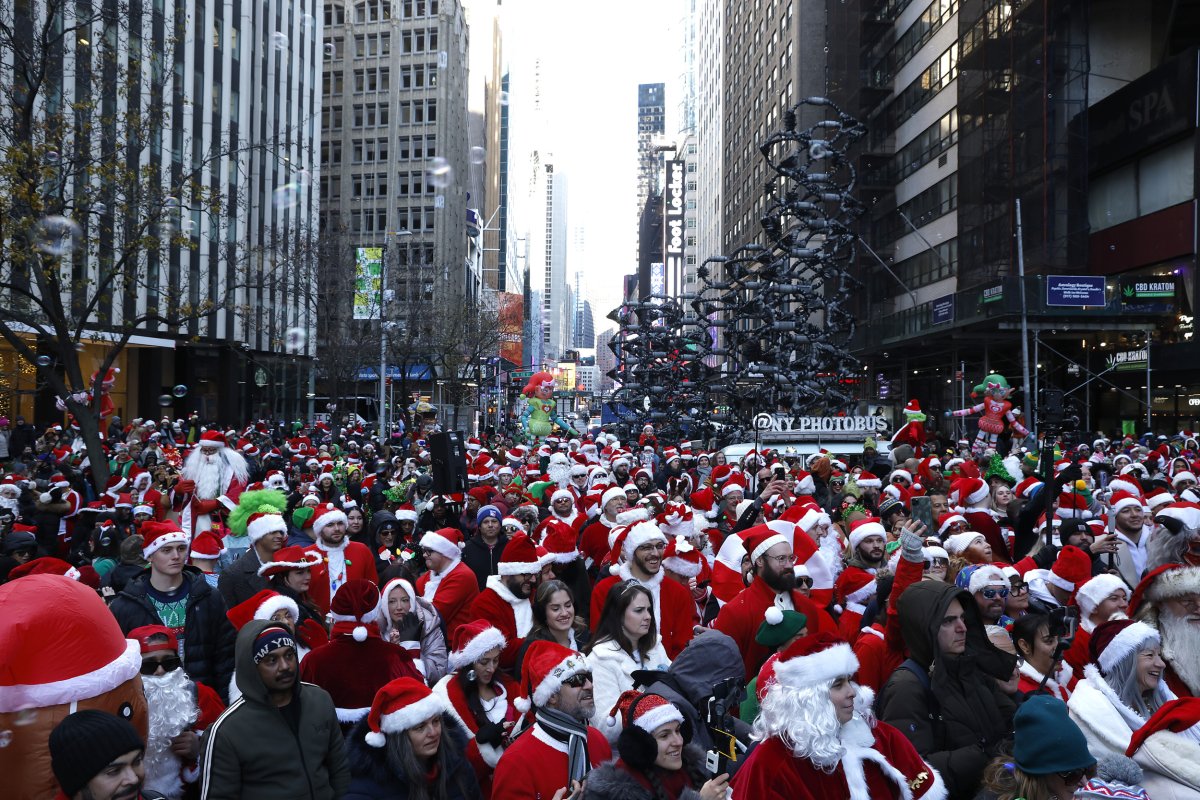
[
  {"x1": 900, "y1": 525, "x2": 925, "y2": 564},
  {"x1": 1032, "y1": 543, "x2": 1059, "y2": 570},
  {"x1": 392, "y1": 612, "x2": 422, "y2": 643},
  {"x1": 475, "y1": 720, "x2": 505, "y2": 747}
]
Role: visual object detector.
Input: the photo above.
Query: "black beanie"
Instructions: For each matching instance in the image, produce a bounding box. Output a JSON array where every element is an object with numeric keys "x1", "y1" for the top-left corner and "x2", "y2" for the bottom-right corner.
[{"x1": 50, "y1": 710, "x2": 144, "y2": 796}]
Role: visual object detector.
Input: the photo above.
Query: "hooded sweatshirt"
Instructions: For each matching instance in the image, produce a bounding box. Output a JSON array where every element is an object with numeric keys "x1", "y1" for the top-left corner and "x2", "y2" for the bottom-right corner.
[
  {"x1": 877, "y1": 581, "x2": 1017, "y2": 800},
  {"x1": 200, "y1": 619, "x2": 351, "y2": 800}
]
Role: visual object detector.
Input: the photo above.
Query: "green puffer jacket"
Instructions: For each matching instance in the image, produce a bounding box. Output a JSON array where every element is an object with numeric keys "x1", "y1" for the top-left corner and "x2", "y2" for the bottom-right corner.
[{"x1": 199, "y1": 619, "x2": 350, "y2": 800}]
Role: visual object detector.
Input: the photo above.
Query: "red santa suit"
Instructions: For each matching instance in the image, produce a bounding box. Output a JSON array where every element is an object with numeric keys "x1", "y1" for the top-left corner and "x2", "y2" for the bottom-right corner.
[
  {"x1": 852, "y1": 624, "x2": 903, "y2": 693},
  {"x1": 302, "y1": 507, "x2": 379, "y2": 615},
  {"x1": 1016, "y1": 660, "x2": 1070, "y2": 702},
  {"x1": 416, "y1": 528, "x2": 481, "y2": 638},
  {"x1": 299, "y1": 621, "x2": 422, "y2": 724},
  {"x1": 712, "y1": 577, "x2": 835, "y2": 680},
  {"x1": 434, "y1": 670, "x2": 522, "y2": 798},
  {"x1": 590, "y1": 565, "x2": 696, "y2": 660},
  {"x1": 731, "y1": 723, "x2": 947, "y2": 800},
  {"x1": 579, "y1": 515, "x2": 618, "y2": 570},
  {"x1": 468, "y1": 576, "x2": 534, "y2": 672},
  {"x1": 491, "y1": 722, "x2": 612, "y2": 800},
  {"x1": 175, "y1": 433, "x2": 247, "y2": 537}
]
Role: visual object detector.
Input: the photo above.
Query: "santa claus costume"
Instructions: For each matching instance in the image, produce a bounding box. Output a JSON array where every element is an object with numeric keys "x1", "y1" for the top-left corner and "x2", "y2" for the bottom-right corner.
[
  {"x1": 491, "y1": 640, "x2": 612, "y2": 800},
  {"x1": 578, "y1": 487, "x2": 633, "y2": 571},
  {"x1": 416, "y1": 527, "x2": 480, "y2": 637},
  {"x1": 174, "y1": 430, "x2": 249, "y2": 538},
  {"x1": 1125, "y1": 698, "x2": 1200, "y2": 799},
  {"x1": 433, "y1": 622, "x2": 523, "y2": 798},
  {"x1": 589, "y1": 519, "x2": 696, "y2": 659},
  {"x1": 301, "y1": 503, "x2": 378, "y2": 615},
  {"x1": 299, "y1": 579, "x2": 422, "y2": 727},
  {"x1": 731, "y1": 633, "x2": 946, "y2": 800},
  {"x1": 468, "y1": 532, "x2": 543, "y2": 671},
  {"x1": 1131, "y1": 562, "x2": 1200, "y2": 698}
]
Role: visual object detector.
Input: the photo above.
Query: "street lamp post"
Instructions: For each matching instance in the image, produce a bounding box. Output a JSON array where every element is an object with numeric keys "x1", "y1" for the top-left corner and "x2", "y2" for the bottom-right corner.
[{"x1": 380, "y1": 229, "x2": 413, "y2": 440}]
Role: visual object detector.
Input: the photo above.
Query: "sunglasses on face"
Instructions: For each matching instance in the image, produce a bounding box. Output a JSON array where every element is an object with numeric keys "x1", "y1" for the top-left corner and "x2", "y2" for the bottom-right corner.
[
  {"x1": 979, "y1": 587, "x2": 1009, "y2": 600},
  {"x1": 796, "y1": 576, "x2": 813, "y2": 589},
  {"x1": 561, "y1": 672, "x2": 593, "y2": 688},
  {"x1": 140, "y1": 656, "x2": 182, "y2": 674},
  {"x1": 1057, "y1": 767, "x2": 1090, "y2": 785}
]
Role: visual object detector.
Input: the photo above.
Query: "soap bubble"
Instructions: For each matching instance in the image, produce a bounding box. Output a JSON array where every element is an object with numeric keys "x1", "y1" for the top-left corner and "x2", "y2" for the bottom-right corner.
[
  {"x1": 172, "y1": 384, "x2": 188, "y2": 398},
  {"x1": 45, "y1": 151, "x2": 60, "y2": 165},
  {"x1": 272, "y1": 32, "x2": 288, "y2": 50},
  {"x1": 158, "y1": 394, "x2": 174, "y2": 407},
  {"x1": 426, "y1": 157, "x2": 453, "y2": 188},
  {"x1": 0, "y1": 730, "x2": 11, "y2": 748},
  {"x1": 470, "y1": 146, "x2": 486, "y2": 165},
  {"x1": 324, "y1": 43, "x2": 336, "y2": 58},
  {"x1": 302, "y1": 13, "x2": 315, "y2": 32},
  {"x1": 92, "y1": 202, "x2": 106, "y2": 216},
  {"x1": 164, "y1": 196, "x2": 179, "y2": 210},
  {"x1": 35, "y1": 355, "x2": 52, "y2": 367},
  {"x1": 498, "y1": 91, "x2": 510, "y2": 106},
  {"x1": 13, "y1": 708, "x2": 38, "y2": 726},
  {"x1": 273, "y1": 183, "x2": 301, "y2": 210},
  {"x1": 34, "y1": 216, "x2": 81, "y2": 257},
  {"x1": 285, "y1": 327, "x2": 307, "y2": 353}
]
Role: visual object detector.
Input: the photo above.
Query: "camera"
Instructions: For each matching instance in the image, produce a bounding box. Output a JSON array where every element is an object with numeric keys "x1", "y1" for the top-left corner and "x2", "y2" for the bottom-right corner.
[
  {"x1": 702, "y1": 677, "x2": 746, "y2": 776},
  {"x1": 1048, "y1": 605, "x2": 1079, "y2": 644}
]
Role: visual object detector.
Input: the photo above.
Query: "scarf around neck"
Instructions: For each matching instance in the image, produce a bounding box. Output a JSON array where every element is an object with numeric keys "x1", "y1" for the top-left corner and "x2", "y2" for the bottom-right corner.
[{"x1": 536, "y1": 706, "x2": 591, "y2": 785}]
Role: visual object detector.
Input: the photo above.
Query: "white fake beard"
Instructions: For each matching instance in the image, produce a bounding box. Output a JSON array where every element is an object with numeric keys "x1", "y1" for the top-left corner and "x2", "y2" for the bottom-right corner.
[
  {"x1": 547, "y1": 461, "x2": 572, "y2": 489},
  {"x1": 142, "y1": 669, "x2": 199, "y2": 799},
  {"x1": 193, "y1": 456, "x2": 226, "y2": 500},
  {"x1": 1160, "y1": 607, "x2": 1200, "y2": 695}
]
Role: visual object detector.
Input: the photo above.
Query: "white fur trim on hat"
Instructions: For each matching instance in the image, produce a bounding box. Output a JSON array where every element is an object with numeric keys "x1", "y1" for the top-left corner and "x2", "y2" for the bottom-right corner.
[
  {"x1": 890, "y1": 469, "x2": 912, "y2": 484},
  {"x1": 774, "y1": 642, "x2": 859, "y2": 688},
  {"x1": 633, "y1": 701, "x2": 684, "y2": 733},
  {"x1": 377, "y1": 693, "x2": 450, "y2": 737},
  {"x1": 855, "y1": 475, "x2": 881, "y2": 489},
  {"x1": 551, "y1": 488, "x2": 575, "y2": 504},
  {"x1": 750, "y1": 533, "x2": 789, "y2": 564},
  {"x1": 1098, "y1": 621, "x2": 1160, "y2": 674},
  {"x1": 602, "y1": 486, "x2": 627, "y2": 509},
  {"x1": 845, "y1": 579, "x2": 878, "y2": 605},
  {"x1": 247, "y1": 513, "x2": 288, "y2": 543},
  {"x1": 923, "y1": 546, "x2": 949, "y2": 562},
  {"x1": 143, "y1": 530, "x2": 192, "y2": 559},
  {"x1": 615, "y1": 507, "x2": 649, "y2": 526},
  {"x1": 848, "y1": 522, "x2": 886, "y2": 552},
  {"x1": 937, "y1": 514, "x2": 968, "y2": 537},
  {"x1": 1075, "y1": 574, "x2": 1128, "y2": 620},
  {"x1": 312, "y1": 508, "x2": 349, "y2": 538},
  {"x1": 257, "y1": 551, "x2": 322, "y2": 576},
  {"x1": 1108, "y1": 478, "x2": 1142, "y2": 496},
  {"x1": 396, "y1": 508, "x2": 418, "y2": 522},
  {"x1": 944, "y1": 531, "x2": 984, "y2": 555},
  {"x1": 623, "y1": 520, "x2": 667, "y2": 557},
  {"x1": 0, "y1": 639, "x2": 140, "y2": 710},
  {"x1": 449, "y1": 626, "x2": 507, "y2": 672},
  {"x1": 1145, "y1": 565, "x2": 1200, "y2": 603},
  {"x1": 255, "y1": 594, "x2": 300, "y2": 624},
  {"x1": 1045, "y1": 570, "x2": 1077, "y2": 593},
  {"x1": 329, "y1": 605, "x2": 381, "y2": 625},
  {"x1": 1110, "y1": 493, "x2": 1143, "y2": 514},
  {"x1": 532, "y1": 652, "x2": 590, "y2": 708},
  {"x1": 968, "y1": 566, "x2": 1007, "y2": 594},
  {"x1": 419, "y1": 530, "x2": 462, "y2": 561},
  {"x1": 721, "y1": 482, "x2": 745, "y2": 497},
  {"x1": 132, "y1": 504, "x2": 154, "y2": 517},
  {"x1": 1173, "y1": 471, "x2": 1197, "y2": 487}
]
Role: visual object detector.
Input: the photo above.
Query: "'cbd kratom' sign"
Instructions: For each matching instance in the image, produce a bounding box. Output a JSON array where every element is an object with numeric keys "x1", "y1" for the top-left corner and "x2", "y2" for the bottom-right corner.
[
  {"x1": 753, "y1": 413, "x2": 888, "y2": 440},
  {"x1": 1120, "y1": 277, "x2": 1177, "y2": 304}
]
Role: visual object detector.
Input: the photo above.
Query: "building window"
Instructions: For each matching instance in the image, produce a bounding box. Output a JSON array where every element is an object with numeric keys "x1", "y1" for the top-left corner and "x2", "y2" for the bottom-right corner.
[{"x1": 324, "y1": 2, "x2": 346, "y2": 26}]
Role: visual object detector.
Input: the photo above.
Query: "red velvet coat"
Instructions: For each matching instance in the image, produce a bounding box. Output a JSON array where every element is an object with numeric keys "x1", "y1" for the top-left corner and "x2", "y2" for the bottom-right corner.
[
  {"x1": 491, "y1": 723, "x2": 613, "y2": 800},
  {"x1": 416, "y1": 560, "x2": 481, "y2": 638},
  {"x1": 852, "y1": 624, "x2": 903, "y2": 693},
  {"x1": 468, "y1": 581, "x2": 532, "y2": 673},
  {"x1": 300, "y1": 540, "x2": 379, "y2": 615},
  {"x1": 590, "y1": 569, "x2": 696, "y2": 659},
  {"x1": 712, "y1": 578, "x2": 835, "y2": 680},
  {"x1": 579, "y1": 518, "x2": 617, "y2": 569}
]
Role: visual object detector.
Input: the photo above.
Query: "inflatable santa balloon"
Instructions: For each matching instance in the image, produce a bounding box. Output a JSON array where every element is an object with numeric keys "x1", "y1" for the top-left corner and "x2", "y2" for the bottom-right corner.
[{"x1": 0, "y1": 575, "x2": 149, "y2": 800}]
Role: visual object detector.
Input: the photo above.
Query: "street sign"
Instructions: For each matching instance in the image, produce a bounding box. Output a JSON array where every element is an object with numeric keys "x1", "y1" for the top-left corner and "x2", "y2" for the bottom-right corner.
[
  {"x1": 510, "y1": 369, "x2": 534, "y2": 381},
  {"x1": 931, "y1": 295, "x2": 955, "y2": 325},
  {"x1": 1120, "y1": 277, "x2": 1176, "y2": 303},
  {"x1": 1046, "y1": 275, "x2": 1106, "y2": 307}
]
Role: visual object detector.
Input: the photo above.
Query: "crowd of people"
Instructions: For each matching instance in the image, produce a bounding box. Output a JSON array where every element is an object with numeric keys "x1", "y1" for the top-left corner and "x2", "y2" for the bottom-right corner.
[{"x1": 6, "y1": 412, "x2": 1200, "y2": 799}]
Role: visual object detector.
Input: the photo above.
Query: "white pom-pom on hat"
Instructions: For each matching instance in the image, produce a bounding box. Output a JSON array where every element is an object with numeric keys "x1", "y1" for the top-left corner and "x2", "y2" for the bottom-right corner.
[
  {"x1": 364, "y1": 730, "x2": 387, "y2": 748},
  {"x1": 353, "y1": 625, "x2": 368, "y2": 642},
  {"x1": 764, "y1": 606, "x2": 784, "y2": 626},
  {"x1": 514, "y1": 696, "x2": 531, "y2": 713}
]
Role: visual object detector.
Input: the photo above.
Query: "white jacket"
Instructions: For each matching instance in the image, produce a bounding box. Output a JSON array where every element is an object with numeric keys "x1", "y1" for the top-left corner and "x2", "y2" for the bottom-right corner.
[
  {"x1": 587, "y1": 637, "x2": 670, "y2": 741},
  {"x1": 1135, "y1": 729, "x2": 1200, "y2": 799},
  {"x1": 1067, "y1": 664, "x2": 1152, "y2": 759}
]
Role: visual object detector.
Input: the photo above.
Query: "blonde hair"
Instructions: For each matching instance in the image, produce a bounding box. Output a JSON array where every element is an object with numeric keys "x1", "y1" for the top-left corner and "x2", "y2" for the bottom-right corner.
[{"x1": 980, "y1": 755, "x2": 1054, "y2": 800}]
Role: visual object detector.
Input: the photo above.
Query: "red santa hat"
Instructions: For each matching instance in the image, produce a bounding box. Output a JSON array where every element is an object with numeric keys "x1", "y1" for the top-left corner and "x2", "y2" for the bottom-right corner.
[
  {"x1": 721, "y1": 474, "x2": 747, "y2": 497},
  {"x1": 198, "y1": 430, "x2": 226, "y2": 448},
  {"x1": 957, "y1": 477, "x2": 990, "y2": 507},
  {"x1": 1014, "y1": 476, "x2": 1042, "y2": 499},
  {"x1": 944, "y1": 531, "x2": 985, "y2": 556},
  {"x1": 141, "y1": 520, "x2": 190, "y2": 559},
  {"x1": 847, "y1": 517, "x2": 887, "y2": 552},
  {"x1": 936, "y1": 513, "x2": 968, "y2": 538},
  {"x1": 515, "y1": 639, "x2": 590, "y2": 713},
  {"x1": 1074, "y1": 574, "x2": 1129, "y2": 622},
  {"x1": 835, "y1": 570, "x2": 877, "y2": 613},
  {"x1": 601, "y1": 486, "x2": 628, "y2": 509},
  {"x1": 1056, "y1": 492, "x2": 1092, "y2": 519},
  {"x1": 890, "y1": 469, "x2": 913, "y2": 485},
  {"x1": 310, "y1": 503, "x2": 348, "y2": 538},
  {"x1": 967, "y1": 565, "x2": 1008, "y2": 594},
  {"x1": 741, "y1": 524, "x2": 790, "y2": 564},
  {"x1": 1129, "y1": 563, "x2": 1200, "y2": 620},
  {"x1": 1174, "y1": 471, "x2": 1198, "y2": 488},
  {"x1": 903, "y1": 398, "x2": 921, "y2": 414},
  {"x1": 1045, "y1": 545, "x2": 1093, "y2": 594},
  {"x1": 8, "y1": 556, "x2": 83, "y2": 582},
  {"x1": 855, "y1": 471, "x2": 881, "y2": 489},
  {"x1": 792, "y1": 470, "x2": 816, "y2": 495},
  {"x1": 662, "y1": 535, "x2": 704, "y2": 577},
  {"x1": 257, "y1": 545, "x2": 323, "y2": 578},
  {"x1": 226, "y1": 589, "x2": 300, "y2": 631},
  {"x1": 395, "y1": 503, "x2": 418, "y2": 523},
  {"x1": 1108, "y1": 476, "x2": 1143, "y2": 496},
  {"x1": 0, "y1": 574, "x2": 141, "y2": 710},
  {"x1": 1108, "y1": 490, "x2": 1143, "y2": 515},
  {"x1": 1090, "y1": 618, "x2": 1160, "y2": 674},
  {"x1": 363, "y1": 677, "x2": 450, "y2": 748},
  {"x1": 689, "y1": 487, "x2": 718, "y2": 519},
  {"x1": 419, "y1": 527, "x2": 465, "y2": 561},
  {"x1": 189, "y1": 530, "x2": 226, "y2": 560},
  {"x1": 329, "y1": 579, "x2": 381, "y2": 642},
  {"x1": 447, "y1": 620, "x2": 508, "y2": 672},
  {"x1": 265, "y1": 470, "x2": 288, "y2": 489},
  {"x1": 498, "y1": 532, "x2": 542, "y2": 576},
  {"x1": 246, "y1": 508, "x2": 288, "y2": 543},
  {"x1": 541, "y1": 520, "x2": 581, "y2": 563},
  {"x1": 1126, "y1": 698, "x2": 1200, "y2": 757},
  {"x1": 608, "y1": 690, "x2": 685, "y2": 734},
  {"x1": 773, "y1": 633, "x2": 859, "y2": 688}
]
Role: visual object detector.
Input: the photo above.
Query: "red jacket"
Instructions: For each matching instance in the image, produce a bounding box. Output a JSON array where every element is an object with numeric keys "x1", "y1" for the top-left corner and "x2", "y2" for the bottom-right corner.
[
  {"x1": 468, "y1": 579, "x2": 532, "y2": 672},
  {"x1": 852, "y1": 624, "x2": 903, "y2": 692},
  {"x1": 712, "y1": 578, "x2": 835, "y2": 680},
  {"x1": 579, "y1": 518, "x2": 617, "y2": 569},
  {"x1": 298, "y1": 625, "x2": 423, "y2": 723},
  {"x1": 301, "y1": 540, "x2": 379, "y2": 614},
  {"x1": 416, "y1": 560, "x2": 481, "y2": 638},
  {"x1": 491, "y1": 723, "x2": 612, "y2": 800},
  {"x1": 590, "y1": 568, "x2": 696, "y2": 659}
]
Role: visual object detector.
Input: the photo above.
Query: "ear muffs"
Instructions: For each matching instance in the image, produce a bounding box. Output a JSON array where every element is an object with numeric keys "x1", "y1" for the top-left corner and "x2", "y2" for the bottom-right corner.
[{"x1": 614, "y1": 693, "x2": 692, "y2": 771}]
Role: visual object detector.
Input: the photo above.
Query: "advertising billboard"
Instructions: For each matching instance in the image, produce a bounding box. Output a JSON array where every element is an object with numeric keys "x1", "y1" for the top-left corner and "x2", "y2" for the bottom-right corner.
[
  {"x1": 498, "y1": 292, "x2": 524, "y2": 365},
  {"x1": 353, "y1": 247, "x2": 383, "y2": 320}
]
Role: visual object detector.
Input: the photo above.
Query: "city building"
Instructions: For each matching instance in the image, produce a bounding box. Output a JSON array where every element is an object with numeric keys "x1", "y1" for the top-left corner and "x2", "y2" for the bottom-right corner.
[
  {"x1": 596, "y1": 327, "x2": 618, "y2": 394},
  {"x1": 526, "y1": 159, "x2": 570, "y2": 363},
  {"x1": 637, "y1": 83, "x2": 667, "y2": 262},
  {"x1": 0, "y1": 0, "x2": 322, "y2": 423},
  {"x1": 694, "y1": 0, "x2": 724, "y2": 266}
]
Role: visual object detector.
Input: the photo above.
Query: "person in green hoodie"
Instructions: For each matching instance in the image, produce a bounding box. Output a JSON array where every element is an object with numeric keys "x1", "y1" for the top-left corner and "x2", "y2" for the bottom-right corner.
[{"x1": 199, "y1": 619, "x2": 350, "y2": 800}]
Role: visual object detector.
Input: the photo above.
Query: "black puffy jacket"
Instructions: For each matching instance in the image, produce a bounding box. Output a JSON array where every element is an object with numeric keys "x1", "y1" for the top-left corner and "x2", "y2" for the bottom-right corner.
[
  {"x1": 342, "y1": 714, "x2": 479, "y2": 800},
  {"x1": 877, "y1": 581, "x2": 1017, "y2": 800},
  {"x1": 109, "y1": 566, "x2": 237, "y2": 701}
]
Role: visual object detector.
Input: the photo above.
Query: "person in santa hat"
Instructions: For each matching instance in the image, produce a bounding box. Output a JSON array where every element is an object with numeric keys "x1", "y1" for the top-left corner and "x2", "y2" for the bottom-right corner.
[
  {"x1": 108, "y1": 520, "x2": 236, "y2": 702},
  {"x1": 188, "y1": 530, "x2": 224, "y2": 589},
  {"x1": 1130, "y1": 560, "x2": 1200, "y2": 698},
  {"x1": 343, "y1": 676, "x2": 480, "y2": 799},
  {"x1": 579, "y1": 487, "x2": 631, "y2": 575},
  {"x1": 586, "y1": 691, "x2": 729, "y2": 800},
  {"x1": 129, "y1": 624, "x2": 225, "y2": 799},
  {"x1": 225, "y1": 587, "x2": 328, "y2": 673},
  {"x1": 431, "y1": 621, "x2": 522, "y2": 796},
  {"x1": 1025, "y1": 544, "x2": 1093, "y2": 616},
  {"x1": 491, "y1": 640, "x2": 612, "y2": 800},
  {"x1": 1063, "y1": 573, "x2": 1130, "y2": 680},
  {"x1": 589, "y1": 519, "x2": 697, "y2": 659},
  {"x1": 731, "y1": 632, "x2": 947, "y2": 800},
  {"x1": 217, "y1": 489, "x2": 289, "y2": 608},
  {"x1": 172, "y1": 430, "x2": 248, "y2": 540},
  {"x1": 1009, "y1": 613, "x2": 1073, "y2": 702},
  {"x1": 377, "y1": 577, "x2": 449, "y2": 684},
  {"x1": 417, "y1": 527, "x2": 480, "y2": 637},
  {"x1": 1068, "y1": 618, "x2": 1177, "y2": 760},
  {"x1": 468, "y1": 532, "x2": 544, "y2": 672},
  {"x1": 300, "y1": 502, "x2": 378, "y2": 615},
  {"x1": 300, "y1": 579, "x2": 423, "y2": 730},
  {"x1": 1124, "y1": 697, "x2": 1200, "y2": 797},
  {"x1": 712, "y1": 525, "x2": 833, "y2": 680}
]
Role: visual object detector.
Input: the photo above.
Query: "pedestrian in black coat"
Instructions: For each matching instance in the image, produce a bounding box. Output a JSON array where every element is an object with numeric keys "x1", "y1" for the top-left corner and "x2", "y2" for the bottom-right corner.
[{"x1": 343, "y1": 713, "x2": 480, "y2": 800}]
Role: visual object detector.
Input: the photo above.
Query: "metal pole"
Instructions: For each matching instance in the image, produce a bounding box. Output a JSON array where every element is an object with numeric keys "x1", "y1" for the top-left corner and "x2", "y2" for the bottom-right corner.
[
  {"x1": 1033, "y1": 332, "x2": 1040, "y2": 438},
  {"x1": 960, "y1": 359, "x2": 966, "y2": 441},
  {"x1": 379, "y1": 234, "x2": 389, "y2": 441},
  {"x1": 1016, "y1": 199, "x2": 1033, "y2": 436},
  {"x1": 1146, "y1": 328, "x2": 1153, "y2": 431}
]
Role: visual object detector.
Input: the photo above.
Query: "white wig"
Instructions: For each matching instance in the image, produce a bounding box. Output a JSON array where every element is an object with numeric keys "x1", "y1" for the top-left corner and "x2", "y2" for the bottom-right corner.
[{"x1": 752, "y1": 678, "x2": 875, "y2": 771}]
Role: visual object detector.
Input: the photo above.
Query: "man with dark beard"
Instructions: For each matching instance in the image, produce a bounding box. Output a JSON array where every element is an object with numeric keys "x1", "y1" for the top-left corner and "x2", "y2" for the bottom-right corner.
[
  {"x1": 1131, "y1": 561, "x2": 1200, "y2": 698},
  {"x1": 468, "y1": 532, "x2": 542, "y2": 672},
  {"x1": 130, "y1": 625, "x2": 225, "y2": 799},
  {"x1": 172, "y1": 431, "x2": 249, "y2": 542},
  {"x1": 833, "y1": 517, "x2": 888, "y2": 625},
  {"x1": 713, "y1": 525, "x2": 833, "y2": 679}
]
